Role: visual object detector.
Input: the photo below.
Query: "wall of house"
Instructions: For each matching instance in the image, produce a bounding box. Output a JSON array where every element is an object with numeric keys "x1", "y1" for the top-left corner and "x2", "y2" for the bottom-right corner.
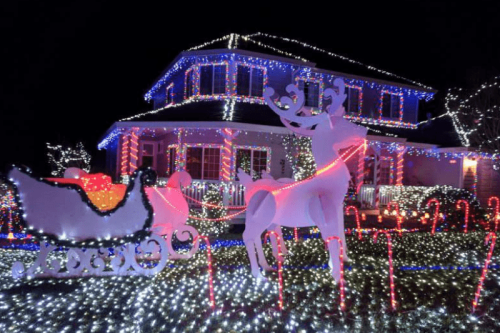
[
  {"x1": 403, "y1": 155, "x2": 462, "y2": 187},
  {"x1": 105, "y1": 138, "x2": 119, "y2": 181},
  {"x1": 477, "y1": 159, "x2": 500, "y2": 204},
  {"x1": 148, "y1": 53, "x2": 423, "y2": 124}
]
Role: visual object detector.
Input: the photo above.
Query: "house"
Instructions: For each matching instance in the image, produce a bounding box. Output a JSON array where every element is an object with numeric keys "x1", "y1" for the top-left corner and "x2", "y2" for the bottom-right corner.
[{"x1": 98, "y1": 33, "x2": 500, "y2": 214}]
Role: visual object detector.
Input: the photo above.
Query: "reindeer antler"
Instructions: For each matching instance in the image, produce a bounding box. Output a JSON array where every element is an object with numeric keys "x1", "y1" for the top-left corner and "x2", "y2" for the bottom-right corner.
[
  {"x1": 324, "y1": 79, "x2": 347, "y2": 116},
  {"x1": 264, "y1": 85, "x2": 328, "y2": 127}
]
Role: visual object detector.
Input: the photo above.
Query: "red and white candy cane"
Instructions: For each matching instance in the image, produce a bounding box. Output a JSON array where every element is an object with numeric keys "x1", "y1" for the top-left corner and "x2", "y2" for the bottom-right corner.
[
  {"x1": 472, "y1": 232, "x2": 497, "y2": 313},
  {"x1": 427, "y1": 198, "x2": 440, "y2": 235},
  {"x1": 264, "y1": 231, "x2": 284, "y2": 310},
  {"x1": 456, "y1": 199, "x2": 470, "y2": 233},
  {"x1": 345, "y1": 206, "x2": 362, "y2": 240},
  {"x1": 324, "y1": 236, "x2": 346, "y2": 311},
  {"x1": 373, "y1": 230, "x2": 397, "y2": 311},
  {"x1": 193, "y1": 235, "x2": 215, "y2": 309},
  {"x1": 488, "y1": 196, "x2": 499, "y2": 231}
]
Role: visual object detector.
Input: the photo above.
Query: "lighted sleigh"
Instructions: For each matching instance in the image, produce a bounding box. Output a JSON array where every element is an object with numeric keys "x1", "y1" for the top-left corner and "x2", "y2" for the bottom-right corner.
[{"x1": 7, "y1": 166, "x2": 199, "y2": 278}]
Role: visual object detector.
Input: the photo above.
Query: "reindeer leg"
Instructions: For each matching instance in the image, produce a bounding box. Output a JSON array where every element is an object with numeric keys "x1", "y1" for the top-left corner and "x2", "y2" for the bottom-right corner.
[
  {"x1": 268, "y1": 225, "x2": 288, "y2": 259},
  {"x1": 243, "y1": 229, "x2": 267, "y2": 281},
  {"x1": 336, "y1": 205, "x2": 351, "y2": 262}
]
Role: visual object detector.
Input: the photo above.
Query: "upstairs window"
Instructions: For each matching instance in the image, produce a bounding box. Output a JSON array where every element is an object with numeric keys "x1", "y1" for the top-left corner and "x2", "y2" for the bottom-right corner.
[
  {"x1": 200, "y1": 64, "x2": 227, "y2": 96},
  {"x1": 184, "y1": 68, "x2": 195, "y2": 99},
  {"x1": 343, "y1": 85, "x2": 362, "y2": 114},
  {"x1": 236, "y1": 65, "x2": 265, "y2": 97},
  {"x1": 186, "y1": 146, "x2": 221, "y2": 180},
  {"x1": 380, "y1": 92, "x2": 403, "y2": 119},
  {"x1": 297, "y1": 78, "x2": 322, "y2": 108},
  {"x1": 166, "y1": 83, "x2": 174, "y2": 106}
]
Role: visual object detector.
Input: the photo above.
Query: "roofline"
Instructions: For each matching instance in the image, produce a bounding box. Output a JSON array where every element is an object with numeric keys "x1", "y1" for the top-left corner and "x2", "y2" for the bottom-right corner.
[{"x1": 314, "y1": 67, "x2": 437, "y2": 94}]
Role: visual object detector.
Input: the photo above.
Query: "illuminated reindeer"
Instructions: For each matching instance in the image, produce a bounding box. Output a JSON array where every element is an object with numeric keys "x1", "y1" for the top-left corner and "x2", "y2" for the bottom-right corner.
[{"x1": 238, "y1": 79, "x2": 367, "y2": 282}]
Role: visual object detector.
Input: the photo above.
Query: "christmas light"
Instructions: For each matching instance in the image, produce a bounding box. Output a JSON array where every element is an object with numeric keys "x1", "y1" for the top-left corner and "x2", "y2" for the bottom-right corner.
[
  {"x1": 193, "y1": 235, "x2": 216, "y2": 309},
  {"x1": 373, "y1": 230, "x2": 397, "y2": 311},
  {"x1": 427, "y1": 199, "x2": 441, "y2": 236},
  {"x1": 488, "y1": 196, "x2": 499, "y2": 231},
  {"x1": 345, "y1": 206, "x2": 362, "y2": 240},
  {"x1": 456, "y1": 200, "x2": 470, "y2": 233},
  {"x1": 264, "y1": 231, "x2": 284, "y2": 310}
]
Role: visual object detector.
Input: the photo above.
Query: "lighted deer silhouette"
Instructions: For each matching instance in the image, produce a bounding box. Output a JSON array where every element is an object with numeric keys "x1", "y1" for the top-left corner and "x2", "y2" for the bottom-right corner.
[{"x1": 238, "y1": 79, "x2": 367, "y2": 282}]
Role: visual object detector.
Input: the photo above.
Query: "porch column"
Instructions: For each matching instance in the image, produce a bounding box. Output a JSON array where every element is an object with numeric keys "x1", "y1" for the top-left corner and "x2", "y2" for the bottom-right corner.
[
  {"x1": 396, "y1": 145, "x2": 406, "y2": 186},
  {"x1": 120, "y1": 132, "x2": 130, "y2": 177},
  {"x1": 220, "y1": 128, "x2": 240, "y2": 182},
  {"x1": 356, "y1": 143, "x2": 367, "y2": 193},
  {"x1": 373, "y1": 147, "x2": 382, "y2": 209},
  {"x1": 128, "y1": 128, "x2": 140, "y2": 175},
  {"x1": 176, "y1": 128, "x2": 186, "y2": 172}
]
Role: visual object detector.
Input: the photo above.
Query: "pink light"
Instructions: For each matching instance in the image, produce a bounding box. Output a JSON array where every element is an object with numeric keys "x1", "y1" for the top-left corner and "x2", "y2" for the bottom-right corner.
[
  {"x1": 373, "y1": 230, "x2": 397, "y2": 311},
  {"x1": 324, "y1": 236, "x2": 346, "y2": 311},
  {"x1": 456, "y1": 199, "x2": 470, "y2": 233},
  {"x1": 193, "y1": 235, "x2": 215, "y2": 309},
  {"x1": 264, "y1": 231, "x2": 284, "y2": 310},
  {"x1": 345, "y1": 206, "x2": 362, "y2": 240},
  {"x1": 488, "y1": 196, "x2": 499, "y2": 231},
  {"x1": 427, "y1": 198, "x2": 440, "y2": 235},
  {"x1": 472, "y1": 232, "x2": 497, "y2": 313}
]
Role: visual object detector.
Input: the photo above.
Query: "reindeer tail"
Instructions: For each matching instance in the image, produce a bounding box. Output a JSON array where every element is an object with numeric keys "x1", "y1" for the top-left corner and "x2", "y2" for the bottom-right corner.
[{"x1": 237, "y1": 168, "x2": 254, "y2": 188}]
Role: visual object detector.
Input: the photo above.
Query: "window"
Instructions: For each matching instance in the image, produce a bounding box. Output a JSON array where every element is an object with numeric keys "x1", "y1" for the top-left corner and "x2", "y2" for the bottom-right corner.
[
  {"x1": 167, "y1": 147, "x2": 176, "y2": 176},
  {"x1": 200, "y1": 64, "x2": 227, "y2": 95},
  {"x1": 140, "y1": 143, "x2": 155, "y2": 168},
  {"x1": 380, "y1": 92, "x2": 402, "y2": 119},
  {"x1": 166, "y1": 84, "x2": 174, "y2": 105},
  {"x1": 297, "y1": 79, "x2": 321, "y2": 108},
  {"x1": 235, "y1": 148, "x2": 269, "y2": 180},
  {"x1": 186, "y1": 146, "x2": 221, "y2": 180},
  {"x1": 380, "y1": 159, "x2": 393, "y2": 185},
  {"x1": 343, "y1": 85, "x2": 362, "y2": 114},
  {"x1": 236, "y1": 65, "x2": 265, "y2": 97},
  {"x1": 185, "y1": 68, "x2": 195, "y2": 99}
]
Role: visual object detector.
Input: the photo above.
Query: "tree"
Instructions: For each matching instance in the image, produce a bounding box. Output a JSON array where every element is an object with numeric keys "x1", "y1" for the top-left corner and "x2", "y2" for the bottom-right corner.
[
  {"x1": 46, "y1": 142, "x2": 92, "y2": 176},
  {"x1": 445, "y1": 75, "x2": 500, "y2": 170},
  {"x1": 283, "y1": 134, "x2": 316, "y2": 181},
  {"x1": 187, "y1": 184, "x2": 229, "y2": 236}
]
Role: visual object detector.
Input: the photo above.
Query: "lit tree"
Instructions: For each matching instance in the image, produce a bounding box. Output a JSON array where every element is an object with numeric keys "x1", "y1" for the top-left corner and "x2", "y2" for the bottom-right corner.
[
  {"x1": 187, "y1": 184, "x2": 229, "y2": 236},
  {"x1": 283, "y1": 134, "x2": 316, "y2": 181},
  {"x1": 46, "y1": 142, "x2": 92, "y2": 177},
  {"x1": 445, "y1": 75, "x2": 500, "y2": 170}
]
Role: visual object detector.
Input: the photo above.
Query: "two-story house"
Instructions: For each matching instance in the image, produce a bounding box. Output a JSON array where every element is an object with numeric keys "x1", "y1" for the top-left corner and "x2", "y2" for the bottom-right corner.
[{"x1": 98, "y1": 34, "x2": 500, "y2": 212}]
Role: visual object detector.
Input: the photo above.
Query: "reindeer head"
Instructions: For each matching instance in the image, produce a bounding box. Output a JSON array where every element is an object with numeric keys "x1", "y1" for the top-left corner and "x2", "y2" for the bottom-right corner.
[{"x1": 264, "y1": 78, "x2": 367, "y2": 152}]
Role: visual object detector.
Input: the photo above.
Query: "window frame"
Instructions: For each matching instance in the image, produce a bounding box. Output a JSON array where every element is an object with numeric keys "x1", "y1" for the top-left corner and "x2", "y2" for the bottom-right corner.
[
  {"x1": 185, "y1": 144, "x2": 223, "y2": 180},
  {"x1": 235, "y1": 63, "x2": 267, "y2": 99},
  {"x1": 295, "y1": 76, "x2": 324, "y2": 110},
  {"x1": 234, "y1": 146, "x2": 271, "y2": 179},
  {"x1": 378, "y1": 90, "x2": 404, "y2": 121},
  {"x1": 184, "y1": 67, "x2": 196, "y2": 100},
  {"x1": 165, "y1": 83, "x2": 174, "y2": 106},
  {"x1": 380, "y1": 156, "x2": 394, "y2": 185},
  {"x1": 166, "y1": 144, "x2": 178, "y2": 176},
  {"x1": 139, "y1": 141, "x2": 157, "y2": 169},
  {"x1": 198, "y1": 62, "x2": 229, "y2": 97},
  {"x1": 344, "y1": 84, "x2": 363, "y2": 115}
]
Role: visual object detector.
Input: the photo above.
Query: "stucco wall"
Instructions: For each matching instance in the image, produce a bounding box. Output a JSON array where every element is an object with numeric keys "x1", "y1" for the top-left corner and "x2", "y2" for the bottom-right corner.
[{"x1": 403, "y1": 154, "x2": 462, "y2": 187}]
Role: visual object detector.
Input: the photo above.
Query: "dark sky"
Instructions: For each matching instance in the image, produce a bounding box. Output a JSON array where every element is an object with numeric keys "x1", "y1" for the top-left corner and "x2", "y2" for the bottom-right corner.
[{"x1": 1, "y1": 1, "x2": 499, "y2": 174}]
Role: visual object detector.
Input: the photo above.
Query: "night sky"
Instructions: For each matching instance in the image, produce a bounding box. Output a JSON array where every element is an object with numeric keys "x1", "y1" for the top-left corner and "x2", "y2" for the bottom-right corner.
[{"x1": 1, "y1": 1, "x2": 499, "y2": 174}]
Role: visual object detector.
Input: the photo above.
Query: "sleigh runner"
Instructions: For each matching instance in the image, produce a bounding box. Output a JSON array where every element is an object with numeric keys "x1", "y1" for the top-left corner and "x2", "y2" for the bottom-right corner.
[{"x1": 7, "y1": 166, "x2": 199, "y2": 278}]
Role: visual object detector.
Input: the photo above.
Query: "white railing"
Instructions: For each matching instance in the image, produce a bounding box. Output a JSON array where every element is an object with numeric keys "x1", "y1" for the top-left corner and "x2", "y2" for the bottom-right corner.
[
  {"x1": 180, "y1": 180, "x2": 246, "y2": 208},
  {"x1": 358, "y1": 185, "x2": 404, "y2": 207}
]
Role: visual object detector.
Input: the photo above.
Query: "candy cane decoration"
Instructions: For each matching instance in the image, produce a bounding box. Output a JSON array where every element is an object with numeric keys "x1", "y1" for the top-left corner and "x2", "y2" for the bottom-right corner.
[
  {"x1": 488, "y1": 196, "x2": 499, "y2": 231},
  {"x1": 456, "y1": 199, "x2": 470, "y2": 233},
  {"x1": 324, "y1": 236, "x2": 346, "y2": 311},
  {"x1": 388, "y1": 202, "x2": 402, "y2": 237},
  {"x1": 264, "y1": 231, "x2": 284, "y2": 310},
  {"x1": 345, "y1": 206, "x2": 362, "y2": 240},
  {"x1": 427, "y1": 199, "x2": 440, "y2": 235},
  {"x1": 373, "y1": 230, "x2": 397, "y2": 311},
  {"x1": 294, "y1": 227, "x2": 299, "y2": 243},
  {"x1": 193, "y1": 235, "x2": 215, "y2": 309},
  {"x1": 472, "y1": 232, "x2": 497, "y2": 313}
]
